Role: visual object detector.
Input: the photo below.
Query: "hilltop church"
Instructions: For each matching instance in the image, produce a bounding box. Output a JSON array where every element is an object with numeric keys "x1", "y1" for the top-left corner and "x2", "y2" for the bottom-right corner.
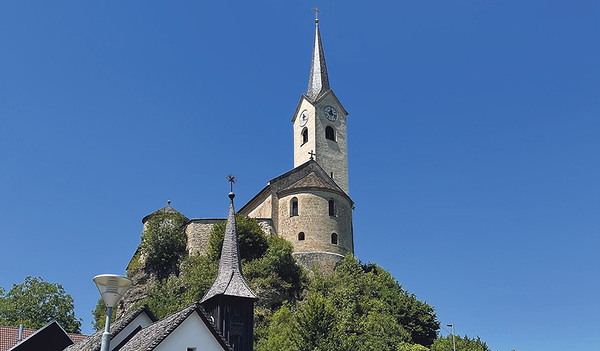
[{"x1": 144, "y1": 13, "x2": 354, "y2": 272}]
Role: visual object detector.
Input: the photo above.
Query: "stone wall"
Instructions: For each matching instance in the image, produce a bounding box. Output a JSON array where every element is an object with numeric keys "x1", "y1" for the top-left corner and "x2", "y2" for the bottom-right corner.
[
  {"x1": 278, "y1": 189, "x2": 353, "y2": 259},
  {"x1": 185, "y1": 219, "x2": 223, "y2": 256},
  {"x1": 186, "y1": 218, "x2": 276, "y2": 256}
]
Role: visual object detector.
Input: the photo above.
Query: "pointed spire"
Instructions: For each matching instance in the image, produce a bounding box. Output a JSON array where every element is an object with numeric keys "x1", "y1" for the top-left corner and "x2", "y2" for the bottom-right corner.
[
  {"x1": 201, "y1": 191, "x2": 257, "y2": 303},
  {"x1": 306, "y1": 13, "x2": 330, "y2": 101}
]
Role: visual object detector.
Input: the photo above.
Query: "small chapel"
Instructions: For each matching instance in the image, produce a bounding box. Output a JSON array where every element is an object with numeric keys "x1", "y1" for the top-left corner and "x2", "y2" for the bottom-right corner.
[{"x1": 143, "y1": 13, "x2": 355, "y2": 272}]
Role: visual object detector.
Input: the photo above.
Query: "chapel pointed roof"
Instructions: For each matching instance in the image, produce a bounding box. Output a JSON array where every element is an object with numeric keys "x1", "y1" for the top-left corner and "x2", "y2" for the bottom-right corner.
[
  {"x1": 306, "y1": 17, "x2": 330, "y2": 101},
  {"x1": 200, "y1": 192, "x2": 257, "y2": 303}
]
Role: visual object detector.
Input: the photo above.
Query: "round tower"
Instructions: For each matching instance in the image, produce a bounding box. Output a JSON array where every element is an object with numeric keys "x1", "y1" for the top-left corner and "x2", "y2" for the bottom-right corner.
[{"x1": 277, "y1": 180, "x2": 353, "y2": 272}]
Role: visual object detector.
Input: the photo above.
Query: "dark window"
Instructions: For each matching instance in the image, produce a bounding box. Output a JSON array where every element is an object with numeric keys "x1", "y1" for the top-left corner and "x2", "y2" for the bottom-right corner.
[
  {"x1": 325, "y1": 126, "x2": 335, "y2": 141},
  {"x1": 331, "y1": 233, "x2": 338, "y2": 245},
  {"x1": 291, "y1": 198, "x2": 298, "y2": 216},
  {"x1": 230, "y1": 315, "x2": 244, "y2": 336},
  {"x1": 302, "y1": 128, "x2": 308, "y2": 144},
  {"x1": 298, "y1": 232, "x2": 305, "y2": 241},
  {"x1": 328, "y1": 199, "x2": 335, "y2": 216}
]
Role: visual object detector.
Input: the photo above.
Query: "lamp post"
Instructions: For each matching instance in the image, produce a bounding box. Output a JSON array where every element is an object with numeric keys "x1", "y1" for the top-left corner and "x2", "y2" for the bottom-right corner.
[
  {"x1": 446, "y1": 324, "x2": 456, "y2": 351},
  {"x1": 94, "y1": 274, "x2": 132, "y2": 351}
]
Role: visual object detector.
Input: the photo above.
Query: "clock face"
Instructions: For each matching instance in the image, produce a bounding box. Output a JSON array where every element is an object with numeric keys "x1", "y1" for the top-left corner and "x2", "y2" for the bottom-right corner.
[
  {"x1": 299, "y1": 109, "x2": 309, "y2": 127},
  {"x1": 324, "y1": 106, "x2": 338, "y2": 121}
]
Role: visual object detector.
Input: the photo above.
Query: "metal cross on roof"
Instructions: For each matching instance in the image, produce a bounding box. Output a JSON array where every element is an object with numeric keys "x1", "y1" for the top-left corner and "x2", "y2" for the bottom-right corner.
[
  {"x1": 308, "y1": 150, "x2": 316, "y2": 160},
  {"x1": 312, "y1": 6, "x2": 321, "y2": 20},
  {"x1": 226, "y1": 174, "x2": 236, "y2": 192}
]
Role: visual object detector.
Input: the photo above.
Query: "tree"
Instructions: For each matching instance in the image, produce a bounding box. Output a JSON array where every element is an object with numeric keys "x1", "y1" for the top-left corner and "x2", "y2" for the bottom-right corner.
[
  {"x1": 294, "y1": 292, "x2": 337, "y2": 351},
  {"x1": 255, "y1": 255, "x2": 439, "y2": 351},
  {"x1": 91, "y1": 298, "x2": 116, "y2": 331},
  {"x1": 430, "y1": 334, "x2": 492, "y2": 351},
  {"x1": 0, "y1": 276, "x2": 81, "y2": 333},
  {"x1": 208, "y1": 214, "x2": 268, "y2": 262}
]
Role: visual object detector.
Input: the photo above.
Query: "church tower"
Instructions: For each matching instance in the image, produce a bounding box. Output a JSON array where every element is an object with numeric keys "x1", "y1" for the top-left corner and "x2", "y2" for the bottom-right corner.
[
  {"x1": 201, "y1": 189, "x2": 257, "y2": 351},
  {"x1": 240, "y1": 13, "x2": 354, "y2": 272},
  {"x1": 292, "y1": 14, "x2": 349, "y2": 194}
]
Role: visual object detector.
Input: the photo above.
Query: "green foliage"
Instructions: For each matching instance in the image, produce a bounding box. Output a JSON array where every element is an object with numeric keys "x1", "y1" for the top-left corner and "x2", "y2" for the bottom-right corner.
[
  {"x1": 179, "y1": 255, "x2": 219, "y2": 303},
  {"x1": 295, "y1": 292, "x2": 337, "y2": 351},
  {"x1": 255, "y1": 255, "x2": 439, "y2": 351},
  {"x1": 126, "y1": 214, "x2": 442, "y2": 351},
  {"x1": 430, "y1": 334, "x2": 492, "y2": 351},
  {"x1": 255, "y1": 302, "x2": 297, "y2": 351},
  {"x1": 91, "y1": 298, "x2": 116, "y2": 331},
  {"x1": 127, "y1": 216, "x2": 302, "y2": 322},
  {"x1": 244, "y1": 235, "x2": 305, "y2": 310},
  {"x1": 397, "y1": 343, "x2": 430, "y2": 351},
  {"x1": 208, "y1": 215, "x2": 268, "y2": 262},
  {"x1": 126, "y1": 249, "x2": 143, "y2": 277},
  {"x1": 0, "y1": 276, "x2": 81, "y2": 333},
  {"x1": 140, "y1": 210, "x2": 189, "y2": 279}
]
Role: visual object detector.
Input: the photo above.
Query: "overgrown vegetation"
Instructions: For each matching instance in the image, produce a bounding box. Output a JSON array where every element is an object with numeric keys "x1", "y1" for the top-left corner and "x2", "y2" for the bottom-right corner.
[
  {"x1": 139, "y1": 210, "x2": 189, "y2": 279},
  {"x1": 99, "y1": 214, "x2": 448, "y2": 350}
]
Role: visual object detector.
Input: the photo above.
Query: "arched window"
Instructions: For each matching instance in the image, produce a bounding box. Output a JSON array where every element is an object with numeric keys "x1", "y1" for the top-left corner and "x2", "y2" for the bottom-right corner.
[
  {"x1": 298, "y1": 232, "x2": 305, "y2": 241},
  {"x1": 328, "y1": 199, "x2": 335, "y2": 217},
  {"x1": 331, "y1": 233, "x2": 338, "y2": 245},
  {"x1": 302, "y1": 128, "x2": 309, "y2": 144},
  {"x1": 290, "y1": 197, "x2": 298, "y2": 217},
  {"x1": 325, "y1": 126, "x2": 335, "y2": 141}
]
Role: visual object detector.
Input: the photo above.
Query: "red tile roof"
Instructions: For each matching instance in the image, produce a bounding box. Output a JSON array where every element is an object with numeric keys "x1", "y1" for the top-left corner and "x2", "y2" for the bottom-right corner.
[{"x1": 0, "y1": 325, "x2": 87, "y2": 351}]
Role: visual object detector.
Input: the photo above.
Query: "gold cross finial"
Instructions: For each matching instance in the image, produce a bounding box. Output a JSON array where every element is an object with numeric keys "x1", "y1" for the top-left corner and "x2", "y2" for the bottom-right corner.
[{"x1": 312, "y1": 6, "x2": 321, "y2": 22}]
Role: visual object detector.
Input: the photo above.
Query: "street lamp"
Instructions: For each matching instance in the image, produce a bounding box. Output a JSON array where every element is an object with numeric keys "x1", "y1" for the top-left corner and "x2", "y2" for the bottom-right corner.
[
  {"x1": 94, "y1": 274, "x2": 132, "y2": 351},
  {"x1": 446, "y1": 324, "x2": 456, "y2": 351}
]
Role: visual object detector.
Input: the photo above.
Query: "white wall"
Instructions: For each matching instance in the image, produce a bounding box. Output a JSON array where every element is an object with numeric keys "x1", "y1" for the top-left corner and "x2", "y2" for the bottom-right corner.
[{"x1": 154, "y1": 312, "x2": 226, "y2": 351}]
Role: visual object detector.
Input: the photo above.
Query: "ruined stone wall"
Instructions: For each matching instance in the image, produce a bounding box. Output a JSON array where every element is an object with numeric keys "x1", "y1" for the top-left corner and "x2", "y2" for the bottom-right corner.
[{"x1": 185, "y1": 219, "x2": 223, "y2": 256}]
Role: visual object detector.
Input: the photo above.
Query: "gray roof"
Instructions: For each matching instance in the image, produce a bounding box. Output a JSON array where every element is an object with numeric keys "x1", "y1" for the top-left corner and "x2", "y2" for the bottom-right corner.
[
  {"x1": 63, "y1": 305, "x2": 158, "y2": 351},
  {"x1": 306, "y1": 20, "x2": 330, "y2": 102},
  {"x1": 200, "y1": 193, "x2": 257, "y2": 303},
  {"x1": 117, "y1": 303, "x2": 232, "y2": 351},
  {"x1": 142, "y1": 204, "x2": 181, "y2": 223},
  {"x1": 238, "y1": 159, "x2": 353, "y2": 217}
]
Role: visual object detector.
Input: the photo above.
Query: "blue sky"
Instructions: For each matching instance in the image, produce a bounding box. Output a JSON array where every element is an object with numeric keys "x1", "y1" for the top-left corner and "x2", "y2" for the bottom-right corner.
[{"x1": 1, "y1": 1, "x2": 598, "y2": 350}]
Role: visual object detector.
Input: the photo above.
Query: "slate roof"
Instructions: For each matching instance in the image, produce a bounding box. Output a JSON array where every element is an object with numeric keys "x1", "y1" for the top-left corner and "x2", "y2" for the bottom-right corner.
[
  {"x1": 63, "y1": 305, "x2": 157, "y2": 351},
  {"x1": 0, "y1": 325, "x2": 86, "y2": 351},
  {"x1": 307, "y1": 19, "x2": 330, "y2": 102},
  {"x1": 201, "y1": 193, "x2": 257, "y2": 303},
  {"x1": 118, "y1": 302, "x2": 232, "y2": 351}
]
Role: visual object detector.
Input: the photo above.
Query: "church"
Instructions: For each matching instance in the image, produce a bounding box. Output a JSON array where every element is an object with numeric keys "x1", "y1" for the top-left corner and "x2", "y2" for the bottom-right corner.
[{"x1": 153, "y1": 13, "x2": 355, "y2": 272}]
